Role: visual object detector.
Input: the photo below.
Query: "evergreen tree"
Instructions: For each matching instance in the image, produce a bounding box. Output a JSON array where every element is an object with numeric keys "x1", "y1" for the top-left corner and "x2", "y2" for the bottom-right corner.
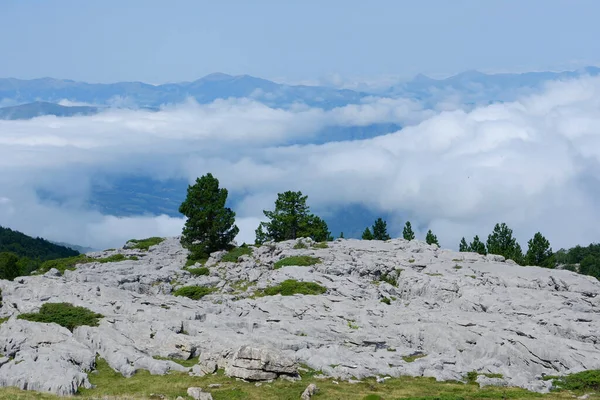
[
  {"x1": 0, "y1": 252, "x2": 21, "y2": 281},
  {"x1": 372, "y1": 218, "x2": 391, "y2": 240},
  {"x1": 459, "y1": 237, "x2": 469, "y2": 252},
  {"x1": 402, "y1": 221, "x2": 415, "y2": 241},
  {"x1": 468, "y1": 235, "x2": 487, "y2": 255},
  {"x1": 179, "y1": 173, "x2": 239, "y2": 259},
  {"x1": 425, "y1": 229, "x2": 439, "y2": 246},
  {"x1": 486, "y1": 222, "x2": 523, "y2": 264},
  {"x1": 339, "y1": 232, "x2": 344, "y2": 239},
  {"x1": 255, "y1": 190, "x2": 331, "y2": 244},
  {"x1": 525, "y1": 232, "x2": 553, "y2": 267},
  {"x1": 361, "y1": 227, "x2": 374, "y2": 240}
]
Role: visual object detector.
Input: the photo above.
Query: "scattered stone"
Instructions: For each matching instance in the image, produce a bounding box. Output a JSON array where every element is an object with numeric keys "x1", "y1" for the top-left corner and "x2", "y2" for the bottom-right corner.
[
  {"x1": 207, "y1": 383, "x2": 222, "y2": 388},
  {"x1": 187, "y1": 387, "x2": 212, "y2": 400},
  {"x1": 301, "y1": 383, "x2": 319, "y2": 399}
]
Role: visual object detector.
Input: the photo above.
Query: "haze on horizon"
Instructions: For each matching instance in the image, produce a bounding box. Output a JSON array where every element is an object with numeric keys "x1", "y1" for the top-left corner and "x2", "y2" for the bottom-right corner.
[{"x1": 1, "y1": 0, "x2": 600, "y2": 86}]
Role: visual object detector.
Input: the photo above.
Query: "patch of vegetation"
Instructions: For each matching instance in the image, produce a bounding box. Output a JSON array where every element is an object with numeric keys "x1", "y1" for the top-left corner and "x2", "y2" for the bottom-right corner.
[
  {"x1": 453, "y1": 265, "x2": 463, "y2": 270},
  {"x1": 348, "y1": 320, "x2": 359, "y2": 329},
  {"x1": 313, "y1": 242, "x2": 329, "y2": 249},
  {"x1": 172, "y1": 286, "x2": 216, "y2": 300},
  {"x1": 363, "y1": 395, "x2": 384, "y2": 400},
  {"x1": 402, "y1": 353, "x2": 427, "y2": 363},
  {"x1": 151, "y1": 356, "x2": 198, "y2": 368},
  {"x1": 184, "y1": 255, "x2": 207, "y2": 268},
  {"x1": 426, "y1": 272, "x2": 443, "y2": 277},
  {"x1": 17, "y1": 302, "x2": 103, "y2": 331},
  {"x1": 127, "y1": 237, "x2": 164, "y2": 251},
  {"x1": 258, "y1": 279, "x2": 327, "y2": 296},
  {"x1": 380, "y1": 296, "x2": 391, "y2": 305},
  {"x1": 221, "y1": 245, "x2": 253, "y2": 262},
  {"x1": 36, "y1": 253, "x2": 138, "y2": 275},
  {"x1": 379, "y1": 273, "x2": 398, "y2": 286},
  {"x1": 0, "y1": 316, "x2": 9, "y2": 325},
  {"x1": 293, "y1": 241, "x2": 309, "y2": 249},
  {"x1": 549, "y1": 369, "x2": 600, "y2": 391},
  {"x1": 408, "y1": 258, "x2": 416, "y2": 263},
  {"x1": 273, "y1": 255, "x2": 321, "y2": 270},
  {"x1": 186, "y1": 267, "x2": 209, "y2": 276}
]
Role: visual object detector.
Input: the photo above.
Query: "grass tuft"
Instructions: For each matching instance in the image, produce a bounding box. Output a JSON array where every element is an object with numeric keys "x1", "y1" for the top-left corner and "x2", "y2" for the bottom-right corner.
[
  {"x1": 549, "y1": 369, "x2": 600, "y2": 391},
  {"x1": 313, "y1": 242, "x2": 329, "y2": 249},
  {"x1": 36, "y1": 254, "x2": 138, "y2": 275},
  {"x1": 172, "y1": 285, "x2": 215, "y2": 300},
  {"x1": 186, "y1": 267, "x2": 209, "y2": 276},
  {"x1": 127, "y1": 237, "x2": 165, "y2": 251},
  {"x1": 273, "y1": 255, "x2": 321, "y2": 270},
  {"x1": 17, "y1": 302, "x2": 103, "y2": 331},
  {"x1": 221, "y1": 246, "x2": 253, "y2": 263},
  {"x1": 380, "y1": 297, "x2": 391, "y2": 305},
  {"x1": 402, "y1": 353, "x2": 427, "y2": 363},
  {"x1": 258, "y1": 279, "x2": 327, "y2": 296}
]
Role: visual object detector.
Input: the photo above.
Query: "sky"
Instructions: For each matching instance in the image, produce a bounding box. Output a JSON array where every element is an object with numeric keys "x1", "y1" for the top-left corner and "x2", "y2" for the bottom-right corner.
[{"x1": 1, "y1": 0, "x2": 600, "y2": 84}]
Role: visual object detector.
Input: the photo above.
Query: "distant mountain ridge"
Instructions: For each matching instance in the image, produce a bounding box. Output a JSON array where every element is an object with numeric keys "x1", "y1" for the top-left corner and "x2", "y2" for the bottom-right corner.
[
  {"x1": 0, "y1": 101, "x2": 99, "y2": 120},
  {"x1": 2, "y1": 67, "x2": 599, "y2": 112}
]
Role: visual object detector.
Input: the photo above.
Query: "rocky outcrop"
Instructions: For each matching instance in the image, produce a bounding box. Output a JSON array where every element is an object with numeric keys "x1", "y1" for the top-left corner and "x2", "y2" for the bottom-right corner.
[{"x1": 0, "y1": 236, "x2": 598, "y2": 395}]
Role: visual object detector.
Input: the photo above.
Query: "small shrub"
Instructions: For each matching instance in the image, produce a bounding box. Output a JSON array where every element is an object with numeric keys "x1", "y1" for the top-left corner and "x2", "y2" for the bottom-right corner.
[
  {"x1": 347, "y1": 320, "x2": 359, "y2": 329},
  {"x1": 187, "y1": 267, "x2": 209, "y2": 276},
  {"x1": 260, "y1": 279, "x2": 327, "y2": 296},
  {"x1": 408, "y1": 258, "x2": 415, "y2": 263},
  {"x1": 380, "y1": 273, "x2": 398, "y2": 287},
  {"x1": 551, "y1": 369, "x2": 600, "y2": 391},
  {"x1": 127, "y1": 237, "x2": 165, "y2": 251},
  {"x1": 172, "y1": 286, "x2": 215, "y2": 300},
  {"x1": 402, "y1": 352, "x2": 427, "y2": 363},
  {"x1": 36, "y1": 253, "x2": 138, "y2": 275},
  {"x1": 221, "y1": 246, "x2": 253, "y2": 263},
  {"x1": 453, "y1": 265, "x2": 463, "y2": 270},
  {"x1": 380, "y1": 297, "x2": 391, "y2": 305},
  {"x1": 293, "y1": 241, "x2": 308, "y2": 249},
  {"x1": 17, "y1": 302, "x2": 103, "y2": 331},
  {"x1": 466, "y1": 371, "x2": 479, "y2": 384},
  {"x1": 273, "y1": 256, "x2": 321, "y2": 270},
  {"x1": 426, "y1": 273, "x2": 443, "y2": 277},
  {"x1": 313, "y1": 242, "x2": 329, "y2": 249},
  {"x1": 0, "y1": 316, "x2": 9, "y2": 325},
  {"x1": 96, "y1": 254, "x2": 138, "y2": 263}
]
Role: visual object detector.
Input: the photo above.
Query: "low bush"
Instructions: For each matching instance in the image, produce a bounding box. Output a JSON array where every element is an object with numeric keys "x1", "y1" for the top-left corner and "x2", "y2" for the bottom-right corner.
[
  {"x1": 36, "y1": 253, "x2": 138, "y2": 275},
  {"x1": 187, "y1": 267, "x2": 209, "y2": 276},
  {"x1": 379, "y1": 273, "x2": 398, "y2": 286},
  {"x1": 17, "y1": 302, "x2": 103, "y2": 331},
  {"x1": 273, "y1": 256, "x2": 321, "y2": 270},
  {"x1": 380, "y1": 297, "x2": 391, "y2": 305},
  {"x1": 293, "y1": 241, "x2": 308, "y2": 249},
  {"x1": 260, "y1": 279, "x2": 327, "y2": 296},
  {"x1": 221, "y1": 245, "x2": 253, "y2": 262},
  {"x1": 313, "y1": 242, "x2": 329, "y2": 249},
  {"x1": 127, "y1": 237, "x2": 165, "y2": 251},
  {"x1": 172, "y1": 286, "x2": 215, "y2": 300},
  {"x1": 550, "y1": 369, "x2": 600, "y2": 391},
  {"x1": 402, "y1": 353, "x2": 427, "y2": 363}
]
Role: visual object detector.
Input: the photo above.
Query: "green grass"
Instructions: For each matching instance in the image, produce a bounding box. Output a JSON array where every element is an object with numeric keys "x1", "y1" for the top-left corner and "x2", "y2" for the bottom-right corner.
[
  {"x1": 453, "y1": 265, "x2": 463, "y2": 270},
  {"x1": 348, "y1": 320, "x2": 359, "y2": 329},
  {"x1": 273, "y1": 255, "x2": 321, "y2": 270},
  {"x1": 221, "y1": 246, "x2": 253, "y2": 262},
  {"x1": 426, "y1": 273, "x2": 443, "y2": 277},
  {"x1": 293, "y1": 241, "x2": 309, "y2": 249},
  {"x1": 36, "y1": 253, "x2": 138, "y2": 275},
  {"x1": 186, "y1": 267, "x2": 210, "y2": 276},
  {"x1": 313, "y1": 242, "x2": 329, "y2": 249},
  {"x1": 152, "y1": 355, "x2": 199, "y2": 368},
  {"x1": 0, "y1": 316, "x2": 9, "y2": 325},
  {"x1": 172, "y1": 285, "x2": 216, "y2": 300},
  {"x1": 380, "y1": 297, "x2": 391, "y2": 305},
  {"x1": 258, "y1": 279, "x2": 327, "y2": 296},
  {"x1": 17, "y1": 303, "x2": 103, "y2": 331},
  {"x1": 549, "y1": 369, "x2": 600, "y2": 391},
  {"x1": 1, "y1": 357, "x2": 582, "y2": 400},
  {"x1": 403, "y1": 353, "x2": 427, "y2": 363},
  {"x1": 380, "y1": 273, "x2": 398, "y2": 286},
  {"x1": 127, "y1": 237, "x2": 165, "y2": 251}
]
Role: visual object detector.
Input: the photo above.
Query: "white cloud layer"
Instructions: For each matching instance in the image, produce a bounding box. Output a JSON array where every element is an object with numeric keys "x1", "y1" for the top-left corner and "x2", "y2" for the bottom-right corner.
[{"x1": 1, "y1": 77, "x2": 600, "y2": 252}]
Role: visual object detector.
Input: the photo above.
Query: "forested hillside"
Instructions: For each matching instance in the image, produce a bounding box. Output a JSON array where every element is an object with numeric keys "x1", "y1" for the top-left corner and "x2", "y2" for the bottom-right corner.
[{"x1": 0, "y1": 226, "x2": 79, "y2": 279}]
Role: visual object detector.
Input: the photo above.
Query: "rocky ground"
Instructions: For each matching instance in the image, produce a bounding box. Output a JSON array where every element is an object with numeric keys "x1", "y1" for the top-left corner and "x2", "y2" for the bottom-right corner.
[{"x1": 0, "y1": 237, "x2": 599, "y2": 396}]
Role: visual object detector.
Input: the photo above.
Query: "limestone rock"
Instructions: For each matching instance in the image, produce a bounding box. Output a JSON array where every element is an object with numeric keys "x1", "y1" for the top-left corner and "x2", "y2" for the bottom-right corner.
[
  {"x1": 225, "y1": 345, "x2": 299, "y2": 381},
  {"x1": 187, "y1": 387, "x2": 213, "y2": 400},
  {"x1": 301, "y1": 383, "x2": 319, "y2": 399}
]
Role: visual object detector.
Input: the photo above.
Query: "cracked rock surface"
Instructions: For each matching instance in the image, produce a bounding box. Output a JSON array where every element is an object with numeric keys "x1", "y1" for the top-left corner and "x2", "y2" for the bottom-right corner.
[{"x1": 0, "y1": 236, "x2": 599, "y2": 395}]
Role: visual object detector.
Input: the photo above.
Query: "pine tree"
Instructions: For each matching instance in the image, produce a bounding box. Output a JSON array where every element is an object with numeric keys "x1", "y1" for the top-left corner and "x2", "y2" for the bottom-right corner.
[
  {"x1": 372, "y1": 218, "x2": 391, "y2": 240},
  {"x1": 179, "y1": 173, "x2": 239, "y2": 259},
  {"x1": 339, "y1": 232, "x2": 344, "y2": 239},
  {"x1": 402, "y1": 221, "x2": 415, "y2": 241},
  {"x1": 459, "y1": 237, "x2": 469, "y2": 252},
  {"x1": 486, "y1": 222, "x2": 523, "y2": 264},
  {"x1": 468, "y1": 235, "x2": 487, "y2": 255},
  {"x1": 361, "y1": 227, "x2": 374, "y2": 240},
  {"x1": 0, "y1": 252, "x2": 21, "y2": 281},
  {"x1": 255, "y1": 191, "x2": 331, "y2": 244},
  {"x1": 425, "y1": 229, "x2": 439, "y2": 246},
  {"x1": 525, "y1": 232, "x2": 553, "y2": 267}
]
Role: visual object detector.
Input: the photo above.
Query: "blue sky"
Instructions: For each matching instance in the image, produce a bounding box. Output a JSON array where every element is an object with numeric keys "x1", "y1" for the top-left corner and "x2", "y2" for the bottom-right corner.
[{"x1": 1, "y1": 0, "x2": 600, "y2": 84}]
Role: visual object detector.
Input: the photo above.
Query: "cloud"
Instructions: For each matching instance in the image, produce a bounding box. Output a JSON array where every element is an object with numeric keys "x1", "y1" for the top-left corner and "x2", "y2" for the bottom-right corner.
[{"x1": 1, "y1": 77, "x2": 600, "y2": 252}]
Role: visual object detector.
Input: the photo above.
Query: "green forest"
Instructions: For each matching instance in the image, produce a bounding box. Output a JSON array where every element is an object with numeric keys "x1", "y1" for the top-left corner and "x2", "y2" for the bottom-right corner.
[{"x1": 0, "y1": 226, "x2": 79, "y2": 280}]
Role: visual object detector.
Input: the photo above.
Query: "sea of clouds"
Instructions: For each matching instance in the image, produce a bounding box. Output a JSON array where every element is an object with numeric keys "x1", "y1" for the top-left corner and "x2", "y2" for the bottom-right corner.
[{"x1": 1, "y1": 76, "x2": 600, "y2": 252}]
